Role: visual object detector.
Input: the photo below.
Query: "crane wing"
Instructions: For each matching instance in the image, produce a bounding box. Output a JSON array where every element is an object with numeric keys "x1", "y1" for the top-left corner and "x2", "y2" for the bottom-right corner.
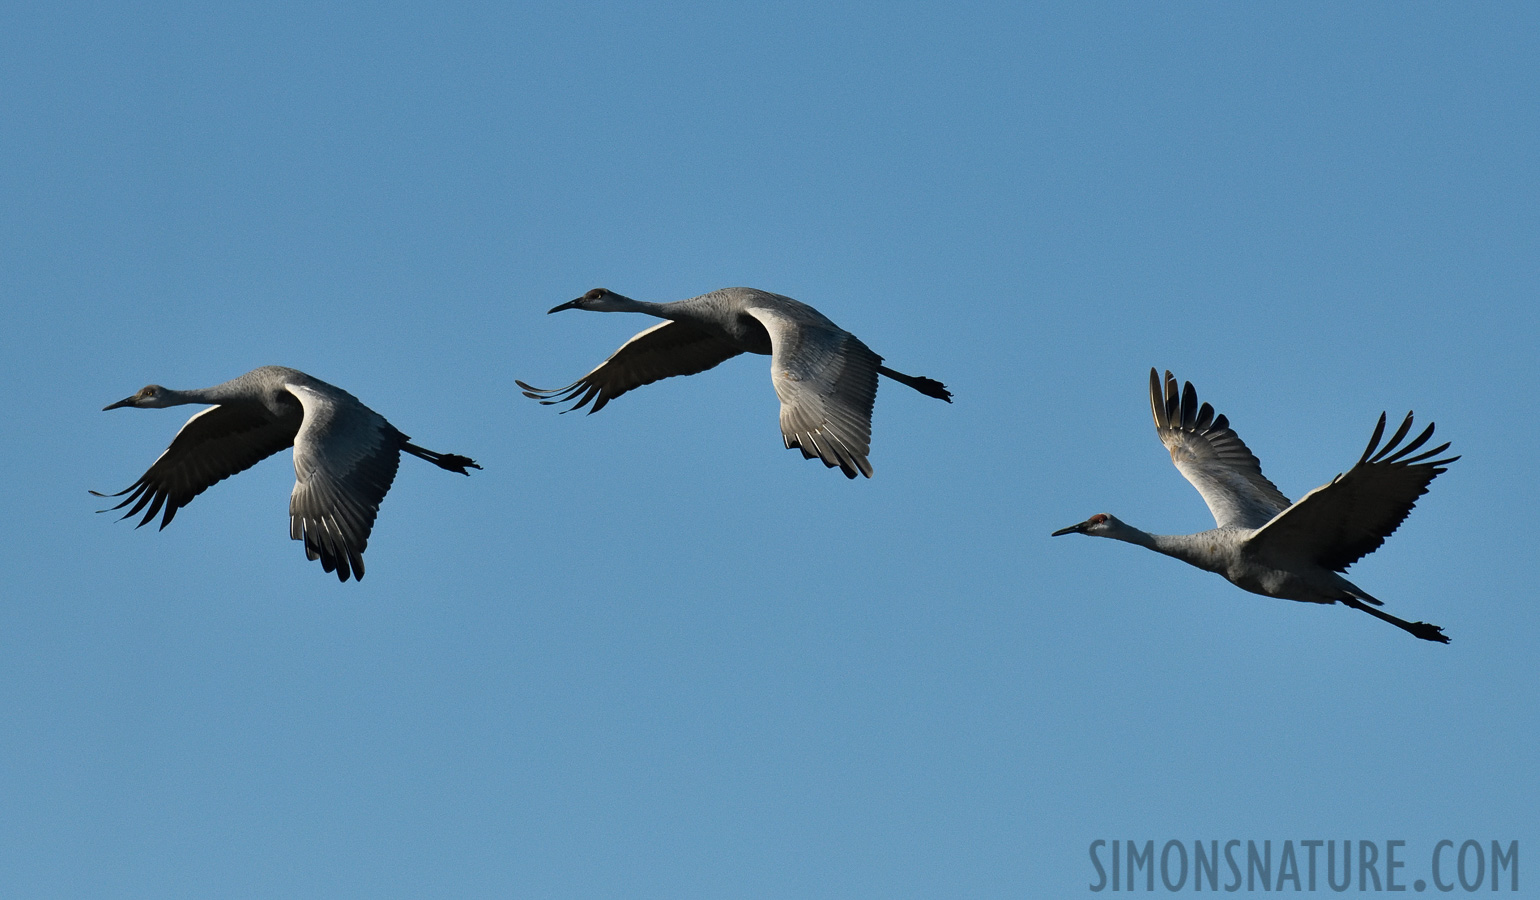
[
  {"x1": 285, "y1": 384, "x2": 403, "y2": 582},
  {"x1": 1246, "y1": 412, "x2": 1457, "y2": 572},
  {"x1": 93, "y1": 402, "x2": 300, "y2": 529},
  {"x1": 516, "y1": 320, "x2": 744, "y2": 414},
  {"x1": 746, "y1": 306, "x2": 880, "y2": 479},
  {"x1": 1150, "y1": 369, "x2": 1291, "y2": 529}
]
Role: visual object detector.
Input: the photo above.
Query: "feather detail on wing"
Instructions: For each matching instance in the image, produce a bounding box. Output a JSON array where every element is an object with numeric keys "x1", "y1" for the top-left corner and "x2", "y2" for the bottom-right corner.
[
  {"x1": 1150, "y1": 369, "x2": 1291, "y2": 529},
  {"x1": 748, "y1": 307, "x2": 880, "y2": 479},
  {"x1": 92, "y1": 402, "x2": 301, "y2": 529},
  {"x1": 1246, "y1": 411, "x2": 1458, "y2": 572},
  {"x1": 285, "y1": 384, "x2": 402, "y2": 582},
  {"x1": 517, "y1": 320, "x2": 744, "y2": 414}
]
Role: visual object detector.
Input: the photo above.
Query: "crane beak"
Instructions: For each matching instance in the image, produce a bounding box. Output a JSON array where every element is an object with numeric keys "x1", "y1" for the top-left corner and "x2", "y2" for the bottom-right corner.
[
  {"x1": 1051, "y1": 521, "x2": 1088, "y2": 536},
  {"x1": 547, "y1": 298, "x2": 582, "y2": 314},
  {"x1": 103, "y1": 396, "x2": 137, "y2": 411}
]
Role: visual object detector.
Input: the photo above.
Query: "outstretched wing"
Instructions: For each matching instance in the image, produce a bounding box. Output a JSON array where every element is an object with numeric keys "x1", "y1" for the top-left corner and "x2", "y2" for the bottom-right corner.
[
  {"x1": 516, "y1": 320, "x2": 744, "y2": 414},
  {"x1": 285, "y1": 383, "x2": 403, "y2": 582},
  {"x1": 1246, "y1": 411, "x2": 1457, "y2": 572},
  {"x1": 94, "y1": 403, "x2": 300, "y2": 529},
  {"x1": 747, "y1": 306, "x2": 881, "y2": 479},
  {"x1": 1150, "y1": 369, "x2": 1291, "y2": 529}
]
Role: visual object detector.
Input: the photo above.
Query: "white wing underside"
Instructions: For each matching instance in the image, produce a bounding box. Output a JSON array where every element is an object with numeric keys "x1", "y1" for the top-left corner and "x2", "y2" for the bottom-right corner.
[
  {"x1": 1163, "y1": 432, "x2": 1291, "y2": 530},
  {"x1": 1150, "y1": 370, "x2": 1291, "y2": 530},
  {"x1": 286, "y1": 383, "x2": 402, "y2": 581},
  {"x1": 746, "y1": 305, "x2": 881, "y2": 479}
]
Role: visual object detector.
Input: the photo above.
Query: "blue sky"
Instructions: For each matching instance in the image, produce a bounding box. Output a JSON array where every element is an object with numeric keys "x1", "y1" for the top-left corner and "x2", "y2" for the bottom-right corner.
[{"x1": 2, "y1": 2, "x2": 1536, "y2": 896}]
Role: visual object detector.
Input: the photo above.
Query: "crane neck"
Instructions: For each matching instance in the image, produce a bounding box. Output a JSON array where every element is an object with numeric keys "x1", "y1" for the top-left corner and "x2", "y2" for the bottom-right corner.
[
  {"x1": 1103, "y1": 522, "x2": 1225, "y2": 572},
  {"x1": 167, "y1": 380, "x2": 266, "y2": 406},
  {"x1": 182, "y1": 386, "x2": 230, "y2": 404},
  {"x1": 600, "y1": 294, "x2": 676, "y2": 318},
  {"x1": 161, "y1": 371, "x2": 292, "y2": 408}
]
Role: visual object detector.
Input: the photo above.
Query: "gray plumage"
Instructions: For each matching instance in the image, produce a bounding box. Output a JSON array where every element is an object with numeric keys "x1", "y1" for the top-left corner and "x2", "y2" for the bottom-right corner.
[
  {"x1": 1052, "y1": 369, "x2": 1457, "y2": 643},
  {"x1": 518, "y1": 287, "x2": 952, "y2": 478},
  {"x1": 95, "y1": 366, "x2": 480, "y2": 582}
]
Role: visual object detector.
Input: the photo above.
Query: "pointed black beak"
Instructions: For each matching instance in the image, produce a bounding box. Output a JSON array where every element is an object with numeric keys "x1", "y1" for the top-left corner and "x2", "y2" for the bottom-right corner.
[
  {"x1": 103, "y1": 396, "x2": 136, "y2": 411},
  {"x1": 547, "y1": 298, "x2": 583, "y2": 314},
  {"x1": 1051, "y1": 522, "x2": 1088, "y2": 537}
]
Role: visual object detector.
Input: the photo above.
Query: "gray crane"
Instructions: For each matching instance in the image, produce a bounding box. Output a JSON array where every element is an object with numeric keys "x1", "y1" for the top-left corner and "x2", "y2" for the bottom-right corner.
[
  {"x1": 517, "y1": 287, "x2": 952, "y2": 478},
  {"x1": 95, "y1": 365, "x2": 480, "y2": 582},
  {"x1": 1052, "y1": 369, "x2": 1457, "y2": 643}
]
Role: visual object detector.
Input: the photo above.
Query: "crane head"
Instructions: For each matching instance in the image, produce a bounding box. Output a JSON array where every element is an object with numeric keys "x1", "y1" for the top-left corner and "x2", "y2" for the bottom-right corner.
[
  {"x1": 1051, "y1": 513, "x2": 1117, "y2": 537},
  {"x1": 103, "y1": 385, "x2": 170, "y2": 410},
  {"x1": 548, "y1": 288, "x2": 631, "y2": 314}
]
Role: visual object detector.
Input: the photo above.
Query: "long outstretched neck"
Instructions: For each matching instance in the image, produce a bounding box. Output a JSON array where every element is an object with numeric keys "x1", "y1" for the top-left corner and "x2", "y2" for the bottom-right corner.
[
  {"x1": 1103, "y1": 521, "x2": 1217, "y2": 569},
  {"x1": 600, "y1": 294, "x2": 676, "y2": 318},
  {"x1": 877, "y1": 366, "x2": 952, "y2": 402},
  {"x1": 1099, "y1": 519, "x2": 1161, "y2": 551},
  {"x1": 194, "y1": 384, "x2": 256, "y2": 403}
]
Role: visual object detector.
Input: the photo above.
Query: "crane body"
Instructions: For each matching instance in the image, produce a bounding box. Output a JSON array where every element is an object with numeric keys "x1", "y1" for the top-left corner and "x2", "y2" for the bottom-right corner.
[
  {"x1": 96, "y1": 366, "x2": 479, "y2": 582},
  {"x1": 1053, "y1": 369, "x2": 1457, "y2": 643},
  {"x1": 518, "y1": 287, "x2": 951, "y2": 478}
]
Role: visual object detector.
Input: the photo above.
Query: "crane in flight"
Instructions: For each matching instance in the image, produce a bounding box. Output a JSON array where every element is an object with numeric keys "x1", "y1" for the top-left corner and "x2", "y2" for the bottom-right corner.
[
  {"x1": 95, "y1": 365, "x2": 480, "y2": 581},
  {"x1": 518, "y1": 287, "x2": 951, "y2": 478},
  {"x1": 1052, "y1": 369, "x2": 1457, "y2": 643}
]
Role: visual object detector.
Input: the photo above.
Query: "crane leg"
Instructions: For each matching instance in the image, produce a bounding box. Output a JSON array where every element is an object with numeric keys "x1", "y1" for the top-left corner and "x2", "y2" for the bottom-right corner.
[
  {"x1": 402, "y1": 442, "x2": 482, "y2": 475},
  {"x1": 1341, "y1": 597, "x2": 1449, "y2": 644},
  {"x1": 877, "y1": 366, "x2": 952, "y2": 402}
]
